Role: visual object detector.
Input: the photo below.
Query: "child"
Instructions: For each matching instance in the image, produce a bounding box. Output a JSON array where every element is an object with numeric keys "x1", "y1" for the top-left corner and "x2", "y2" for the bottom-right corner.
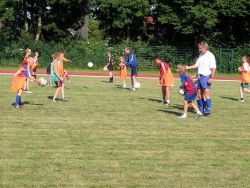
[
  {"x1": 22, "y1": 48, "x2": 32, "y2": 93},
  {"x1": 30, "y1": 51, "x2": 40, "y2": 79},
  {"x1": 239, "y1": 55, "x2": 250, "y2": 102},
  {"x1": 105, "y1": 51, "x2": 114, "y2": 83},
  {"x1": 154, "y1": 56, "x2": 174, "y2": 105},
  {"x1": 51, "y1": 52, "x2": 70, "y2": 102},
  {"x1": 176, "y1": 64, "x2": 202, "y2": 118},
  {"x1": 12, "y1": 57, "x2": 40, "y2": 108},
  {"x1": 119, "y1": 56, "x2": 128, "y2": 88}
]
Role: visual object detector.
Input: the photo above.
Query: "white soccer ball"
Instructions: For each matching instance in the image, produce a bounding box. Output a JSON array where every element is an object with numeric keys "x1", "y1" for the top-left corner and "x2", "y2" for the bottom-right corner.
[
  {"x1": 134, "y1": 82, "x2": 141, "y2": 89},
  {"x1": 178, "y1": 87, "x2": 185, "y2": 95},
  {"x1": 88, "y1": 62, "x2": 94, "y2": 68},
  {"x1": 39, "y1": 77, "x2": 47, "y2": 86},
  {"x1": 238, "y1": 66, "x2": 242, "y2": 72}
]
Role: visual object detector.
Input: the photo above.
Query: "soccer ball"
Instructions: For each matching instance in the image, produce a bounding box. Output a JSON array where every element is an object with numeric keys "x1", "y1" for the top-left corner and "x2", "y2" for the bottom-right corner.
[
  {"x1": 103, "y1": 66, "x2": 108, "y2": 71},
  {"x1": 178, "y1": 87, "x2": 185, "y2": 95},
  {"x1": 134, "y1": 82, "x2": 141, "y2": 89},
  {"x1": 238, "y1": 67, "x2": 242, "y2": 72},
  {"x1": 88, "y1": 62, "x2": 93, "y2": 68},
  {"x1": 39, "y1": 77, "x2": 47, "y2": 86}
]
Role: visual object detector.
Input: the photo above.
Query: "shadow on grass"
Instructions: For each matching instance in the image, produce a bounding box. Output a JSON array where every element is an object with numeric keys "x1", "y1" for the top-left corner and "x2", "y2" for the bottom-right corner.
[
  {"x1": 11, "y1": 101, "x2": 44, "y2": 106},
  {"x1": 220, "y1": 96, "x2": 238, "y2": 101},
  {"x1": 157, "y1": 109, "x2": 182, "y2": 116},
  {"x1": 138, "y1": 97, "x2": 162, "y2": 103}
]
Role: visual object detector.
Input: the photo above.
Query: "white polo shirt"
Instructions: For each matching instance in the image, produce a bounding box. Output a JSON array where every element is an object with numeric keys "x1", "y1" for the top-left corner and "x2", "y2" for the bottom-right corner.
[{"x1": 195, "y1": 51, "x2": 216, "y2": 76}]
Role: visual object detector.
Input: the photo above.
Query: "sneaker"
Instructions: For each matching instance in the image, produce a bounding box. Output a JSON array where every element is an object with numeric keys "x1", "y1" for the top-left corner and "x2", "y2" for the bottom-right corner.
[
  {"x1": 178, "y1": 114, "x2": 187, "y2": 119},
  {"x1": 204, "y1": 113, "x2": 211, "y2": 117},
  {"x1": 166, "y1": 100, "x2": 170, "y2": 105},
  {"x1": 239, "y1": 99, "x2": 244, "y2": 102},
  {"x1": 131, "y1": 88, "x2": 136, "y2": 91},
  {"x1": 123, "y1": 84, "x2": 126, "y2": 88},
  {"x1": 161, "y1": 100, "x2": 165, "y2": 104},
  {"x1": 15, "y1": 105, "x2": 22, "y2": 109},
  {"x1": 196, "y1": 111, "x2": 203, "y2": 116}
]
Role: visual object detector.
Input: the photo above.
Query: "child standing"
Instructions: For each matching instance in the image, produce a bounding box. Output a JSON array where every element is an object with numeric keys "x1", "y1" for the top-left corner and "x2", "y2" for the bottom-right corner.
[
  {"x1": 177, "y1": 64, "x2": 202, "y2": 118},
  {"x1": 12, "y1": 57, "x2": 40, "y2": 108},
  {"x1": 239, "y1": 55, "x2": 250, "y2": 102},
  {"x1": 105, "y1": 51, "x2": 114, "y2": 83},
  {"x1": 154, "y1": 56, "x2": 174, "y2": 105},
  {"x1": 30, "y1": 51, "x2": 40, "y2": 79},
  {"x1": 119, "y1": 56, "x2": 127, "y2": 88}
]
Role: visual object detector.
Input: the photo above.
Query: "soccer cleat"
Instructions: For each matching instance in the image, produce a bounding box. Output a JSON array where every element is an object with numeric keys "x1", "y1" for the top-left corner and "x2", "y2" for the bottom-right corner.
[
  {"x1": 62, "y1": 97, "x2": 69, "y2": 102},
  {"x1": 24, "y1": 90, "x2": 32, "y2": 93},
  {"x1": 166, "y1": 100, "x2": 170, "y2": 105},
  {"x1": 178, "y1": 114, "x2": 187, "y2": 119},
  {"x1": 123, "y1": 84, "x2": 126, "y2": 88},
  {"x1": 196, "y1": 111, "x2": 203, "y2": 116}
]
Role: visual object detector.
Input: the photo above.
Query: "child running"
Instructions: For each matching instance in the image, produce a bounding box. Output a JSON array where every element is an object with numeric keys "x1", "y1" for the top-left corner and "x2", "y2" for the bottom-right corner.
[
  {"x1": 239, "y1": 55, "x2": 250, "y2": 102},
  {"x1": 119, "y1": 56, "x2": 127, "y2": 88},
  {"x1": 177, "y1": 64, "x2": 203, "y2": 118},
  {"x1": 154, "y1": 56, "x2": 174, "y2": 105}
]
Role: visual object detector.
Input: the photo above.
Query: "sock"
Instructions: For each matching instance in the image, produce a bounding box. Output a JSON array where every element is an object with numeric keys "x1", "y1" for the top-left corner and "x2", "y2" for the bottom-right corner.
[
  {"x1": 19, "y1": 96, "x2": 22, "y2": 105},
  {"x1": 206, "y1": 98, "x2": 212, "y2": 114},
  {"x1": 15, "y1": 96, "x2": 21, "y2": 106},
  {"x1": 197, "y1": 100, "x2": 200, "y2": 108},
  {"x1": 202, "y1": 98, "x2": 207, "y2": 113},
  {"x1": 198, "y1": 99, "x2": 204, "y2": 114}
]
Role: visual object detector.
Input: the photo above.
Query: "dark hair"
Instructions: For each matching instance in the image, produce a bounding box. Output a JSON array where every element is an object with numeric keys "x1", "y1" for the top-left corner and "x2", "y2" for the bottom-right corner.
[{"x1": 154, "y1": 55, "x2": 161, "y2": 60}]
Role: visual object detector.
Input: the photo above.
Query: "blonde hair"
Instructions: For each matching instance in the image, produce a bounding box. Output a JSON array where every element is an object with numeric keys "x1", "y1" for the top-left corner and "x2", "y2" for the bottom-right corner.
[
  {"x1": 177, "y1": 64, "x2": 186, "y2": 73},
  {"x1": 198, "y1": 41, "x2": 209, "y2": 50}
]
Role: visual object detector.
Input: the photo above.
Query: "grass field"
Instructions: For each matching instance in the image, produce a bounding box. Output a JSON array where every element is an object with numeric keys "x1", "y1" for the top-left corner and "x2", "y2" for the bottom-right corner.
[{"x1": 0, "y1": 74, "x2": 249, "y2": 187}]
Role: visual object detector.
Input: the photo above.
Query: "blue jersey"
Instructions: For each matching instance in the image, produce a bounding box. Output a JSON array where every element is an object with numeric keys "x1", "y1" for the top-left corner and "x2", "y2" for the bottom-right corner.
[
  {"x1": 126, "y1": 52, "x2": 138, "y2": 68},
  {"x1": 180, "y1": 73, "x2": 196, "y2": 95}
]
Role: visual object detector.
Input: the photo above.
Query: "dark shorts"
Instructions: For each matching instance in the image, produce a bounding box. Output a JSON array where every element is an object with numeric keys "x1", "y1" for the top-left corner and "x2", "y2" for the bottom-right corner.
[
  {"x1": 54, "y1": 80, "x2": 63, "y2": 87},
  {"x1": 197, "y1": 75, "x2": 211, "y2": 89},
  {"x1": 107, "y1": 64, "x2": 113, "y2": 71},
  {"x1": 241, "y1": 83, "x2": 250, "y2": 88},
  {"x1": 184, "y1": 93, "x2": 197, "y2": 102},
  {"x1": 131, "y1": 66, "x2": 139, "y2": 77}
]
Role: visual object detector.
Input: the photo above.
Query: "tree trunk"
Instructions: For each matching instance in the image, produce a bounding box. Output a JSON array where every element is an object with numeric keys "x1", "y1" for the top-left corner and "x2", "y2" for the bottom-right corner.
[
  {"x1": 126, "y1": 26, "x2": 131, "y2": 42},
  {"x1": 80, "y1": 15, "x2": 89, "y2": 40},
  {"x1": 23, "y1": 0, "x2": 28, "y2": 32},
  {"x1": 35, "y1": 15, "x2": 42, "y2": 42}
]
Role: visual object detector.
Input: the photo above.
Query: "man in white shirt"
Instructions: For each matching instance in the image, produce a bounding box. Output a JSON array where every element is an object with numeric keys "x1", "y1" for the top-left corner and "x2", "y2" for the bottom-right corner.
[{"x1": 186, "y1": 42, "x2": 216, "y2": 116}]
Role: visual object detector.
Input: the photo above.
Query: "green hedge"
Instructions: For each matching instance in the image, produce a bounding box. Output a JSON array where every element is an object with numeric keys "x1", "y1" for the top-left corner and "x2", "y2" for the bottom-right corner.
[{"x1": 0, "y1": 39, "x2": 249, "y2": 73}]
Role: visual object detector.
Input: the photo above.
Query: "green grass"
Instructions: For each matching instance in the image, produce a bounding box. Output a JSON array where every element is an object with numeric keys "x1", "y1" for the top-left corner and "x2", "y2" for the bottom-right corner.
[{"x1": 0, "y1": 75, "x2": 249, "y2": 187}]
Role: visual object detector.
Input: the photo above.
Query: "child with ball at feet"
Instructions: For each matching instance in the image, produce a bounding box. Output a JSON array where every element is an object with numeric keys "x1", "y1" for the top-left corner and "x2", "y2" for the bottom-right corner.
[{"x1": 177, "y1": 64, "x2": 203, "y2": 118}]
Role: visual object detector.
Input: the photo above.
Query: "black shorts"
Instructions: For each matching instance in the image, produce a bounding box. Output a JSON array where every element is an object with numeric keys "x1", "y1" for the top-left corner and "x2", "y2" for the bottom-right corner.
[
  {"x1": 107, "y1": 64, "x2": 113, "y2": 71},
  {"x1": 131, "y1": 66, "x2": 139, "y2": 77}
]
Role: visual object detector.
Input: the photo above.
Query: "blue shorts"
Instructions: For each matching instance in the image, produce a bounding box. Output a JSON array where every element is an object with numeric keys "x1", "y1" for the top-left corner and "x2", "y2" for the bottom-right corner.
[
  {"x1": 184, "y1": 93, "x2": 197, "y2": 102},
  {"x1": 131, "y1": 66, "x2": 139, "y2": 77},
  {"x1": 197, "y1": 75, "x2": 211, "y2": 89}
]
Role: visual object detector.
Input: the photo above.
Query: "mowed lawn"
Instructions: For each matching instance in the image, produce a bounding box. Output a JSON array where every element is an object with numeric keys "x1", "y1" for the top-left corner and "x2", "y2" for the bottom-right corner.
[{"x1": 0, "y1": 74, "x2": 249, "y2": 188}]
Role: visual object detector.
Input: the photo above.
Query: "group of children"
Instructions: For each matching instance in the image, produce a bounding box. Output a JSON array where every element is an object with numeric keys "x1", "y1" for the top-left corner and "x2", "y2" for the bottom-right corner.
[{"x1": 11, "y1": 49, "x2": 71, "y2": 108}]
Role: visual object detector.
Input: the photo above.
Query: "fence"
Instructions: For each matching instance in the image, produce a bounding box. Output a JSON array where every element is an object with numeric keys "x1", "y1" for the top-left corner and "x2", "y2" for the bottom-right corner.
[{"x1": 0, "y1": 41, "x2": 246, "y2": 73}]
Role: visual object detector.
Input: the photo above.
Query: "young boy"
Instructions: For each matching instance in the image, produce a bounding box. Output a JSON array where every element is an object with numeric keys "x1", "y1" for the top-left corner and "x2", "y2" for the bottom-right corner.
[
  {"x1": 177, "y1": 64, "x2": 203, "y2": 118},
  {"x1": 239, "y1": 55, "x2": 250, "y2": 102},
  {"x1": 154, "y1": 56, "x2": 174, "y2": 105}
]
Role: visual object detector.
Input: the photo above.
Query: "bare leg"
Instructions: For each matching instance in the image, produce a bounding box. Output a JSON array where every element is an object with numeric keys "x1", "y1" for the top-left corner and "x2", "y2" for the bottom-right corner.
[
  {"x1": 162, "y1": 86, "x2": 166, "y2": 101},
  {"x1": 166, "y1": 86, "x2": 170, "y2": 102},
  {"x1": 53, "y1": 87, "x2": 61, "y2": 102}
]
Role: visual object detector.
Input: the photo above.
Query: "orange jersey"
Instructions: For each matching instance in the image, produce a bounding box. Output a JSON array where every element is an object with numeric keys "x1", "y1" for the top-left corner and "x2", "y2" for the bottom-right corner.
[
  {"x1": 11, "y1": 67, "x2": 27, "y2": 92},
  {"x1": 53, "y1": 60, "x2": 64, "y2": 76},
  {"x1": 162, "y1": 68, "x2": 174, "y2": 86},
  {"x1": 120, "y1": 65, "x2": 127, "y2": 79},
  {"x1": 241, "y1": 63, "x2": 250, "y2": 83}
]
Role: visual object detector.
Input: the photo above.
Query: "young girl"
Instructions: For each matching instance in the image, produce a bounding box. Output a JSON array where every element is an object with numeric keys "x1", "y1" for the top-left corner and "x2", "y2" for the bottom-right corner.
[
  {"x1": 105, "y1": 51, "x2": 114, "y2": 83},
  {"x1": 30, "y1": 51, "x2": 40, "y2": 79},
  {"x1": 177, "y1": 64, "x2": 202, "y2": 118},
  {"x1": 239, "y1": 55, "x2": 250, "y2": 102},
  {"x1": 154, "y1": 56, "x2": 174, "y2": 105},
  {"x1": 22, "y1": 48, "x2": 32, "y2": 93},
  {"x1": 119, "y1": 56, "x2": 127, "y2": 88},
  {"x1": 12, "y1": 57, "x2": 40, "y2": 108}
]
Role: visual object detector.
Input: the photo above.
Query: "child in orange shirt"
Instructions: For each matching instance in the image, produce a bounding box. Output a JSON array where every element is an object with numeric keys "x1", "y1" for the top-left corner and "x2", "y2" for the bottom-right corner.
[
  {"x1": 119, "y1": 56, "x2": 127, "y2": 88},
  {"x1": 239, "y1": 55, "x2": 250, "y2": 102},
  {"x1": 154, "y1": 56, "x2": 174, "y2": 105},
  {"x1": 12, "y1": 57, "x2": 40, "y2": 108}
]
